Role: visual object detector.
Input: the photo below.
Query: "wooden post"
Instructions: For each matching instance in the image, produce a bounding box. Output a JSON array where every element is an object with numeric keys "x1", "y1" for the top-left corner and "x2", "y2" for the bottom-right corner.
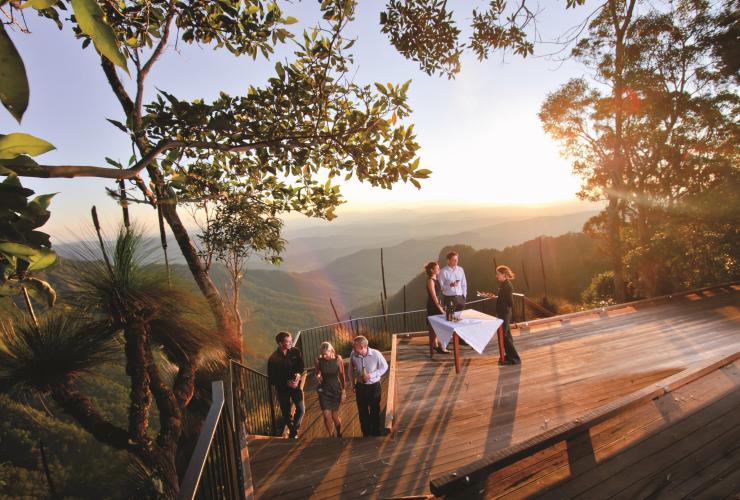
[
  {"x1": 381, "y1": 248, "x2": 388, "y2": 303},
  {"x1": 381, "y1": 292, "x2": 389, "y2": 334},
  {"x1": 402, "y1": 285, "x2": 407, "y2": 332},
  {"x1": 539, "y1": 237, "x2": 548, "y2": 299},
  {"x1": 453, "y1": 333, "x2": 461, "y2": 374},
  {"x1": 521, "y1": 257, "x2": 531, "y2": 291},
  {"x1": 329, "y1": 297, "x2": 341, "y2": 323}
]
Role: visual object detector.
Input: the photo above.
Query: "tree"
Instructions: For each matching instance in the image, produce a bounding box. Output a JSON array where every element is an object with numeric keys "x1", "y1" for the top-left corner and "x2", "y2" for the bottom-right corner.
[
  {"x1": 0, "y1": 226, "x2": 232, "y2": 497},
  {"x1": 379, "y1": 0, "x2": 588, "y2": 79},
  {"x1": 1, "y1": 0, "x2": 427, "y2": 356},
  {"x1": 540, "y1": 0, "x2": 738, "y2": 297}
]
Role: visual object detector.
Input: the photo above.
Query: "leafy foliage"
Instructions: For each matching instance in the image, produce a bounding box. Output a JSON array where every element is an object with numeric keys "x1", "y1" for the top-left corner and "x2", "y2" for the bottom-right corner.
[
  {"x1": 0, "y1": 172, "x2": 58, "y2": 307},
  {"x1": 380, "y1": 0, "x2": 587, "y2": 78},
  {"x1": 540, "y1": 0, "x2": 739, "y2": 297}
]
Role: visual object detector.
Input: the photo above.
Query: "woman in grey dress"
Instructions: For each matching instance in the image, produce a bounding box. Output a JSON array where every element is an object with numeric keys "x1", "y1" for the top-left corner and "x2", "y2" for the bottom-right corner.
[{"x1": 315, "y1": 342, "x2": 346, "y2": 437}]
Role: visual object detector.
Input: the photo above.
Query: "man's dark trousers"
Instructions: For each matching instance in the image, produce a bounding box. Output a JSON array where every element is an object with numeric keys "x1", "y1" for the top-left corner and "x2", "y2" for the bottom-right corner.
[
  {"x1": 276, "y1": 387, "x2": 304, "y2": 436},
  {"x1": 355, "y1": 382, "x2": 382, "y2": 436}
]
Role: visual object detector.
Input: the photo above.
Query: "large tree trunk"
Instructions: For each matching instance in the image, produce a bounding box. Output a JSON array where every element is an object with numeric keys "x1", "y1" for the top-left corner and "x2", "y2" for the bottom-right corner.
[
  {"x1": 607, "y1": 0, "x2": 637, "y2": 303},
  {"x1": 124, "y1": 321, "x2": 152, "y2": 442},
  {"x1": 143, "y1": 161, "x2": 240, "y2": 360}
]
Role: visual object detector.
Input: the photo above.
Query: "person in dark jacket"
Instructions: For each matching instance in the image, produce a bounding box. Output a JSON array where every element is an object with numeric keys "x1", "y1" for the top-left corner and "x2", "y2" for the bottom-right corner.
[
  {"x1": 492, "y1": 265, "x2": 521, "y2": 365},
  {"x1": 267, "y1": 331, "x2": 305, "y2": 438}
]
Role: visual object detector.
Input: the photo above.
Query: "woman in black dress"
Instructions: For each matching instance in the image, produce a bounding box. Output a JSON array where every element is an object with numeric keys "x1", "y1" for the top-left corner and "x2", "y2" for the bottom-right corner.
[
  {"x1": 315, "y1": 341, "x2": 346, "y2": 437},
  {"x1": 493, "y1": 265, "x2": 521, "y2": 365},
  {"x1": 425, "y1": 261, "x2": 449, "y2": 354}
]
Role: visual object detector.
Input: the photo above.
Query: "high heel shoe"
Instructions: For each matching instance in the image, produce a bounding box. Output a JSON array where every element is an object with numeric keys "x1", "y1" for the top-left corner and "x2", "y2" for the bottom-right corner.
[{"x1": 435, "y1": 346, "x2": 450, "y2": 354}]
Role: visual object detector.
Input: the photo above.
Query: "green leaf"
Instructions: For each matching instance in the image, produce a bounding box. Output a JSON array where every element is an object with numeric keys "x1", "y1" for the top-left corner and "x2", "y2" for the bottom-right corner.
[
  {"x1": 71, "y1": 0, "x2": 128, "y2": 72},
  {"x1": 0, "y1": 24, "x2": 29, "y2": 122},
  {"x1": 29, "y1": 193, "x2": 56, "y2": 211},
  {"x1": 0, "y1": 133, "x2": 55, "y2": 159},
  {"x1": 21, "y1": 0, "x2": 58, "y2": 9},
  {"x1": 0, "y1": 241, "x2": 37, "y2": 258},
  {"x1": 284, "y1": 16, "x2": 298, "y2": 25},
  {"x1": 106, "y1": 118, "x2": 128, "y2": 133},
  {"x1": 26, "y1": 248, "x2": 58, "y2": 272}
]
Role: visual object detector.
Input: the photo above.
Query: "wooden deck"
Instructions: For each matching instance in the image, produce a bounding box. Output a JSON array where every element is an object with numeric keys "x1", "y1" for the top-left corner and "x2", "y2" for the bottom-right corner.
[
  {"x1": 446, "y1": 358, "x2": 740, "y2": 499},
  {"x1": 248, "y1": 286, "x2": 740, "y2": 499}
]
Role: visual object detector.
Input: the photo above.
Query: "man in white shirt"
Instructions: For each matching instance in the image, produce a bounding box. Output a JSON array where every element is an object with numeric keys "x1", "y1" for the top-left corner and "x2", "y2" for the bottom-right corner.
[
  {"x1": 349, "y1": 335, "x2": 389, "y2": 436},
  {"x1": 439, "y1": 251, "x2": 467, "y2": 313}
]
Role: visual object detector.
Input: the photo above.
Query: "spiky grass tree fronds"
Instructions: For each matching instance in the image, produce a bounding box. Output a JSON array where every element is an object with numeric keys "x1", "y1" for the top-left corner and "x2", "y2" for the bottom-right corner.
[
  {"x1": 0, "y1": 314, "x2": 117, "y2": 396},
  {"x1": 60, "y1": 225, "x2": 232, "y2": 497},
  {"x1": 0, "y1": 313, "x2": 130, "y2": 450}
]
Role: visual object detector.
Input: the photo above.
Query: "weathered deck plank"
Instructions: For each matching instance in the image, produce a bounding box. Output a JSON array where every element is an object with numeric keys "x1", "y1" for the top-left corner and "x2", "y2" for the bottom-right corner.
[{"x1": 248, "y1": 288, "x2": 740, "y2": 499}]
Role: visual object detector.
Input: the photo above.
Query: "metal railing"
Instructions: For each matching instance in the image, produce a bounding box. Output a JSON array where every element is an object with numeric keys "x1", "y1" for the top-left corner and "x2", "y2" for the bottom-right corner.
[
  {"x1": 229, "y1": 360, "x2": 280, "y2": 437},
  {"x1": 224, "y1": 295, "x2": 529, "y2": 440},
  {"x1": 294, "y1": 295, "x2": 526, "y2": 361},
  {"x1": 178, "y1": 381, "x2": 244, "y2": 500}
]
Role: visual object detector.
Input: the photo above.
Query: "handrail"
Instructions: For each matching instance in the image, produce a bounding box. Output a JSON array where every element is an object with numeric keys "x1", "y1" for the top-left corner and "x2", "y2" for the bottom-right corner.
[
  {"x1": 230, "y1": 360, "x2": 279, "y2": 437},
  {"x1": 517, "y1": 293, "x2": 556, "y2": 318},
  {"x1": 178, "y1": 381, "x2": 244, "y2": 500},
  {"x1": 295, "y1": 297, "x2": 495, "y2": 336}
]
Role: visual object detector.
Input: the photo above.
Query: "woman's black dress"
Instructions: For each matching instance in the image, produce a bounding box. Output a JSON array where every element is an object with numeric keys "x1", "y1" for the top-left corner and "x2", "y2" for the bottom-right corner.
[
  {"x1": 497, "y1": 280, "x2": 521, "y2": 363},
  {"x1": 426, "y1": 277, "x2": 443, "y2": 317},
  {"x1": 317, "y1": 357, "x2": 342, "y2": 411}
]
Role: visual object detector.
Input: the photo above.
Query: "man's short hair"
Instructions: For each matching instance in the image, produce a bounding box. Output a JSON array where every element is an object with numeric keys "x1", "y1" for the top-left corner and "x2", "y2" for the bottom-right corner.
[
  {"x1": 275, "y1": 331, "x2": 292, "y2": 345},
  {"x1": 352, "y1": 335, "x2": 369, "y2": 348},
  {"x1": 446, "y1": 251, "x2": 458, "y2": 260}
]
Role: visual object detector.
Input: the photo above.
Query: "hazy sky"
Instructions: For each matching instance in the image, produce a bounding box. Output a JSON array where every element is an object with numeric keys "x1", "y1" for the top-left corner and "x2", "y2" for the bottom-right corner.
[{"x1": 5, "y1": 1, "x2": 597, "y2": 239}]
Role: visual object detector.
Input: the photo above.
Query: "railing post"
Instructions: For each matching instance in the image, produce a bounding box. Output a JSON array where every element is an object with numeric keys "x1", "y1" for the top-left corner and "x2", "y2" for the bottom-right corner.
[{"x1": 268, "y1": 384, "x2": 277, "y2": 437}]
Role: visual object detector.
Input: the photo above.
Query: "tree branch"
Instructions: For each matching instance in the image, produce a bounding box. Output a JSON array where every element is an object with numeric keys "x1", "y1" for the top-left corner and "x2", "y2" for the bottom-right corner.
[
  {"x1": 101, "y1": 58, "x2": 134, "y2": 117},
  {"x1": 50, "y1": 384, "x2": 130, "y2": 451},
  {"x1": 13, "y1": 135, "x2": 332, "y2": 179}
]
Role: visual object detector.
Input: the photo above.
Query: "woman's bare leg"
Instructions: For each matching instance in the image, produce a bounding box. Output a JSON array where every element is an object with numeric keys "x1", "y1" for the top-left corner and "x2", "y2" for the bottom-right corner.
[
  {"x1": 322, "y1": 409, "x2": 334, "y2": 436},
  {"x1": 332, "y1": 410, "x2": 342, "y2": 437}
]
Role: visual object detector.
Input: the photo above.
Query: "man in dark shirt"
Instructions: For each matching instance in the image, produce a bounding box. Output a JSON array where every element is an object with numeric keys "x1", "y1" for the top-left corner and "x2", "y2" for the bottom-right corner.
[{"x1": 267, "y1": 331, "x2": 305, "y2": 438}]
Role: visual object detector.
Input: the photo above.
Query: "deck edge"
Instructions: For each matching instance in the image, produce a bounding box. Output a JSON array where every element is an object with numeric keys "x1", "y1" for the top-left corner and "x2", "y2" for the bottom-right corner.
[{"x1": 429, "y1": 349, "x2": 740, "y2": 496}]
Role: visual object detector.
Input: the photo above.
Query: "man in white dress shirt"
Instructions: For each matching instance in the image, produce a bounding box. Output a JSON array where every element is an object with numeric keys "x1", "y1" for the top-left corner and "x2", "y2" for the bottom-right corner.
[{"x1": 439, "y1": 251, "x2": 467, "y2": 313}]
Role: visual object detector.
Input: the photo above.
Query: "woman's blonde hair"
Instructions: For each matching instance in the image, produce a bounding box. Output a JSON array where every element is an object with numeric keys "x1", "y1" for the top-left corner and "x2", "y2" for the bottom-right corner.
[
  {"x1": 496, "y1": 265, "x2": 515, "y2": 280},
  {"x1": 319, "y1": 341, "x2": 336, "y2": 357}
]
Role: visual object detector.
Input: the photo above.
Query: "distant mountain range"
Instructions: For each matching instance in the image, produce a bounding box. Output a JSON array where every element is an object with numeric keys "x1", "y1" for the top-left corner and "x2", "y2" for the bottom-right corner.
[{"x1": 49, "y1": 206, "x2": 604, "y2": 364}]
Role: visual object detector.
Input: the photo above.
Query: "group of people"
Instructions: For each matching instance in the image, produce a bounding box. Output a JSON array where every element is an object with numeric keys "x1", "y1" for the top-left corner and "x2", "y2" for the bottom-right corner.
[
  {"x1": 266, "y1": 250, "x2": 521, "y2": 440},
  {"x1": 267, "y1": 333, "x2": 388, "y2": 439},
  {"x1": 425, "y1": 250, "x2": 521, "y2": 365}
]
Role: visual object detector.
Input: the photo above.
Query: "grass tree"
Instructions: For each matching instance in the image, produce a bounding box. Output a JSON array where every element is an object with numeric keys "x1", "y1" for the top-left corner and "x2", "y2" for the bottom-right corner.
[{"x1": 0, "y1": 226, "x2": 231, "y2": 497}]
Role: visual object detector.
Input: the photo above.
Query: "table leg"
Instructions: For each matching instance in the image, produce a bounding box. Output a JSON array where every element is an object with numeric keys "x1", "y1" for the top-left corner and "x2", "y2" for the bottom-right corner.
[
  {"x1": 453, "y1": 333, "x2": 461, "y2": 374},
  {"x1": 497, "y1": 325, "x2": 506, "y2": 363}
]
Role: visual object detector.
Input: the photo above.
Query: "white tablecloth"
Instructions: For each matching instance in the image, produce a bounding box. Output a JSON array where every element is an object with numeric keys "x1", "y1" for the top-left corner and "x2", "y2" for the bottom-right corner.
[{"x1": 428, "y1": 310, "x2": 504, "y2": 354}]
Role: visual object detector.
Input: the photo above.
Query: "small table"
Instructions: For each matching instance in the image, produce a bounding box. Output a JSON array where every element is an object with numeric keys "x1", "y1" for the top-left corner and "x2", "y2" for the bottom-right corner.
[{"x1": 427, "y1": 310, "x2": 505, "y2": 373}]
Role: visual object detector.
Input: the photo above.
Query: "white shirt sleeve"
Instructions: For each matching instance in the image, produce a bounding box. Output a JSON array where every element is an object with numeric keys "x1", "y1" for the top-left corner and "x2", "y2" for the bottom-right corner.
[{"x1": 461, "y1": 267, "x2": 467, "y2": 298}]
